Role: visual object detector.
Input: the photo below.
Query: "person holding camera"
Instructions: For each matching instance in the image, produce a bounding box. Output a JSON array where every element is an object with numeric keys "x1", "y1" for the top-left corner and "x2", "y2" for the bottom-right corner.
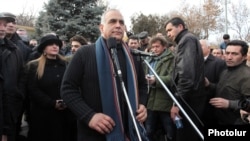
[
  {"x1": 240, "y1": 109, "x2": 250, "y2": 124},
  {"x1": 143, "y1": 36, "x2": 175, "y2": 141},
  {"x1": 25, "y1": 34, "x2": 76, "y2": 141},
  {"x1": 205, "y1": 40, "x2": 250, "y2": 125}
]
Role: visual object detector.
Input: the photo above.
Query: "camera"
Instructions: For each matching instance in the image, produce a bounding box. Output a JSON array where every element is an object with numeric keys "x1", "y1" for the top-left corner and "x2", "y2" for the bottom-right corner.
[
  {"x1": 58, "y1": 100, "x2": 66, "y2": 108},
  {"x1": 238, "y1": 98, "x2": 250, "y2": 112},
  {"x1": 146, "y1": 74, "x2": 154, "y2": 78}
]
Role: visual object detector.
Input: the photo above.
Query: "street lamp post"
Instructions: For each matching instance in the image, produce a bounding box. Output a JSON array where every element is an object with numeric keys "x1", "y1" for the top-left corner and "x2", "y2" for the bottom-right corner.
[{"x1": 225, "y1": 0, "x2": 228, "y2": 34}]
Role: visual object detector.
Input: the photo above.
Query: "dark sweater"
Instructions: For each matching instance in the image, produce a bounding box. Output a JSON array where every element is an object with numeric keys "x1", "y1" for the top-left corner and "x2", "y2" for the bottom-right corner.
[{"x1": 61, "y1": 43, "x2": 147, "y2": 141}]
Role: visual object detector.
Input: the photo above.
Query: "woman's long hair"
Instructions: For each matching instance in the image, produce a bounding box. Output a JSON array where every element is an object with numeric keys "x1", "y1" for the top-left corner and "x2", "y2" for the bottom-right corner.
[{"x1": 28, "y1": 54, "x2": 66, "y2": 79}]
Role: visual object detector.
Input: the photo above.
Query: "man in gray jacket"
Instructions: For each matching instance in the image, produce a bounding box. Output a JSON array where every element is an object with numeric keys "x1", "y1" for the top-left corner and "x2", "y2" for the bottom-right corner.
[{"x1": 206, "y1": 40, "x2": 250, "y2": 125}]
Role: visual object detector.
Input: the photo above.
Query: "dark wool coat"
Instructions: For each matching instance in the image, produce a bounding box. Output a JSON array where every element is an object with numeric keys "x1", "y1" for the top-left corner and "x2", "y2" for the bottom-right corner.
[
  {"x1": 0, "y1": 38, "x2": 25, "y2": 138},
  {"x1": 26, "y1": 58, "x2": 76, "y2": 141},
  {"x1": 202, "y1": 54, "x2": 226, "y2": 125},
  {"x1": 61, "y1": 43, "x2": 148, "y2": 141},
  {"x1": 9, "y1": 33, "x2": 32, "y2": 63}
]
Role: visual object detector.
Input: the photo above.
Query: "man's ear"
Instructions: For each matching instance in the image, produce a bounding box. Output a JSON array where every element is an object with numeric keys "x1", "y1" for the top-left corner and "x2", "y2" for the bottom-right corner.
[
  {"x1": 243, "y1": 55, "x2": 247, "y2": 61},
  {"x1": 99, "y1": 24, "x2": 103, "y2": 33}
]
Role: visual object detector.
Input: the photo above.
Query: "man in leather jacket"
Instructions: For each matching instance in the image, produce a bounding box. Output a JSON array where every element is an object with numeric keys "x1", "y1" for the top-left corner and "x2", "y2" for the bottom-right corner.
[{"x1": 165, "y1": 17, "x2": 206, "y2": 141}]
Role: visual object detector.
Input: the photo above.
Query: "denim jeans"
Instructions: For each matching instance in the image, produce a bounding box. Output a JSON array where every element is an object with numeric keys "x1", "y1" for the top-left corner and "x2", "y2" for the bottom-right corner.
[{"x1": 145, "y1": 109, "x2": 176, "y2": 141}]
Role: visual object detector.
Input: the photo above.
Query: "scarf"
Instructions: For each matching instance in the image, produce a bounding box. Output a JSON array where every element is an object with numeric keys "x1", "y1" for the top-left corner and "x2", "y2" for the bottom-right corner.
[{"x1": 96, "y1": 37, "x2": 139, "y2": 141}]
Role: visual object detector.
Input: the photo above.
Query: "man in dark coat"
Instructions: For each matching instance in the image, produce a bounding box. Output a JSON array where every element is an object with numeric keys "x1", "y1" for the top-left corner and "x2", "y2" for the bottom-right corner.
[
  {"x1": 61, "y1": 9, "x2": 148, "y2": 141},
  {"x1": 4, "y1": 12, "x2": 32, "y2": 63},
  {"x1": 165, "y1": 17, "x2": 206, "y2": 141},
  {"x1": 0, "y1": 12, "x2": 25, "y2": 141},
  {"x1": 4, "y1": 12, "x2": 32, "y2": 141},
  {"x1": 199, "y1": 39, "x2": 226, "y2": 126}
]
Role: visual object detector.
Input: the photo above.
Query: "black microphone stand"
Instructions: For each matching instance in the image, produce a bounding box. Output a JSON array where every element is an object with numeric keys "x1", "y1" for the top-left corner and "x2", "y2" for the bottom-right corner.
[
  {"x1": 109, "y1": 42, "x2": 147, "y2": 141},
  {"x1": 142, "y1": 57, "x2": 204, "y2": 140}
]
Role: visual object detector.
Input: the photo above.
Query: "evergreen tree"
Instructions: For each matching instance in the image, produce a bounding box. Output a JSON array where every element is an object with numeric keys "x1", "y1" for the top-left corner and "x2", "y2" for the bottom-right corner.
[
  {"x1": 35, "y1": 0, "x2": 105, "y2": 42},
  {"x1": 131, "y1": 13, "x2": 170, "y2": 36}
]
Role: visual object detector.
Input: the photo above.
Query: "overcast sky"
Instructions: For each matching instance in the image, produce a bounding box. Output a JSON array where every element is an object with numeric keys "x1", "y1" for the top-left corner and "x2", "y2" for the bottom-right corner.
[
  {"x1": 2, "y1": 0, "x2": 249, "y2": 41},
  {"x1": 1, "y1": 0, "x2": 188, "y2": 29}
]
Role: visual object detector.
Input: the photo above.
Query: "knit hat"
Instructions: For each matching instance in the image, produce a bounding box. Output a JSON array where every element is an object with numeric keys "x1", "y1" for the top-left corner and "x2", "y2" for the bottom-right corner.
[{"x1": 37, "y1": 34, "x2": 63, "y2": 53}]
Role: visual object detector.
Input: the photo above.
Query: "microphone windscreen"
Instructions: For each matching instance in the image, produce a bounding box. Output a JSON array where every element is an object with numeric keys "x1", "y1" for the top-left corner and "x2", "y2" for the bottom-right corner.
[{"x1": 107, "y1": 37, "x2": 117, "y2": 49}]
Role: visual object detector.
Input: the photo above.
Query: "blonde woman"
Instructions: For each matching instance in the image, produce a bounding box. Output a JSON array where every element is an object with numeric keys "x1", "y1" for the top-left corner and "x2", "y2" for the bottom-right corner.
[{"x1": 26, "y1": 34, "x2": 76, "y2": 141}]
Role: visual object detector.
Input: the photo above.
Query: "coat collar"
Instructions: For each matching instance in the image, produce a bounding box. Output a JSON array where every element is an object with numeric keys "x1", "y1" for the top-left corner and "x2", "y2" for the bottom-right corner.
[{"x1": 175, "y1": 29, "x2": 188, "y2": 44}]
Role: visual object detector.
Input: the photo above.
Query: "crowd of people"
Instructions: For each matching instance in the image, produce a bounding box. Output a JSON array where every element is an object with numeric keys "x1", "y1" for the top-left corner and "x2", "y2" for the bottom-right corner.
[{"x1": 0, "y1": 8, "x2": 250, "y2": 141}]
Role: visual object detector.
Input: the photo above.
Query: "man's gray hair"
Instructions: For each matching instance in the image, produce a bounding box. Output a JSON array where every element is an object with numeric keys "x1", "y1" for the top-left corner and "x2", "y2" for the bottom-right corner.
[{"x1": 100, "y1": 9, "x2": 123, "y2": 24}]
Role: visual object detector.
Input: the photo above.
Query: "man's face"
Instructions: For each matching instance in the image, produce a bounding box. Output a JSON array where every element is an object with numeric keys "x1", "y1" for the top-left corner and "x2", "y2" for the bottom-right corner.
[
  {"x1": 29, "y1": 40, "x2": 38, "y2": 47},
  {"x1": 150, "y1": 40, "x2": 166, "y2": 56},
  {"x1": 140, "y1": 38, "x2": 149, "y2": 46},
  {"x1": 16, "y1": 29, "x2": 27, "y2": 37},
  {"x1": 71, "y1": 41, "x2": 82, "y2": 54},
  {"x1": 99, "y1": 10, "x2": 125, "y2": 41},
  {"x1": 0, "y1": 19, "x2": 7, "y2": 39},
  {"x1": 225, "y1": 45, "x2": 246, "y2": 67},
  {"x1": 6, "y1": 22, "x2": 16, "y2": 34},
  {"x1": 128, "y1": 39, "x2": 139, "y2": 49},
  {"x1": 224, "y1": 39, "x2": 230, "y2": 43},
  {"x1": 212, "y1": 49, "x2": 223, "y2": 59},
  {"x1": 200, "y1": 40, "x2": 210, "y2": 57},
  {"x1": 165, "y1": 23, "x2": 182, "y2": 41}
]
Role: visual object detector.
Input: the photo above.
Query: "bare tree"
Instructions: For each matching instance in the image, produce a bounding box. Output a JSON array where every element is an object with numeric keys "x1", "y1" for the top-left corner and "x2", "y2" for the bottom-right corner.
[
  {"x1": 168, "y1": 0, "x2": 222, "y2": 39},
  {"x1": 15, "y1": 2, "x2": 39, "y2": 27},
  {"x1": 229, "y1": 0, "x2": 250, "y2": 42}
]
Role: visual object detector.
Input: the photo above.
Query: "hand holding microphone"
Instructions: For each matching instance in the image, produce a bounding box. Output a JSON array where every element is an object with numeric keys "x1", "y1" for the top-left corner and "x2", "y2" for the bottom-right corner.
[{"x1": 146, "y1": 74, "x2": 155, "y2": 85}]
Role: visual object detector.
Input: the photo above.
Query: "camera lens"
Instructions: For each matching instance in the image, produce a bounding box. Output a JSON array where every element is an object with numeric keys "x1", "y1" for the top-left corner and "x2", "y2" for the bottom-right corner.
[{"x1": 239, "y1": 98, "x2": 250, "y2": 112}]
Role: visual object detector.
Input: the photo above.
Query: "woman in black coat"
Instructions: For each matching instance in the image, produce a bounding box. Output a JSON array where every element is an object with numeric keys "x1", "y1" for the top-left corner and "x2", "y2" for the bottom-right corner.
[{"x1": 26, "y1": 34, "x2": 76, "y2": 141}]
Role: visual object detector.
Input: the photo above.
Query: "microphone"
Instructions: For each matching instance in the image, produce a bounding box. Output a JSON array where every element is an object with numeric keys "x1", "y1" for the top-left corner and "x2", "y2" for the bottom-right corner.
[
  {"x1": 107, "y1": 37, "x2": 117, "y2": 49},
  {"x1": 131, "y1": 49, "x2": 157, "y2": 57}
]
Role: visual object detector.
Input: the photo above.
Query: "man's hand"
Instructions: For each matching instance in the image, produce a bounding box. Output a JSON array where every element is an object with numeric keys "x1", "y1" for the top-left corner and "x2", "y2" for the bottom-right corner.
[
  {"x1": 2, "y1": 135, "x2": 7, "y2": 141},
  {"x1": 240, "y1": 109, "x2": 250, "y2": 123},
  {"x1": 209, "y1": 97, "x2": 229, "y2": 109},
  {"x1": 88, "y1": 113, "x2": 115, "y2": 134},
  {"x1": 170, "y1": 105, "x2": 180, "y2": 120},
  {"x1": 145, "y1": 75, "x2": 155, "y2": 85},
  {"x1": 136, "y1": 104, "x2": 147, "y2": 123},
  {"x1": 204, "y1": 77, "x2": 210, "y2": 87},
  {"x1": 55, "y1": 99, "x2": 67, "y2": 110}
]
